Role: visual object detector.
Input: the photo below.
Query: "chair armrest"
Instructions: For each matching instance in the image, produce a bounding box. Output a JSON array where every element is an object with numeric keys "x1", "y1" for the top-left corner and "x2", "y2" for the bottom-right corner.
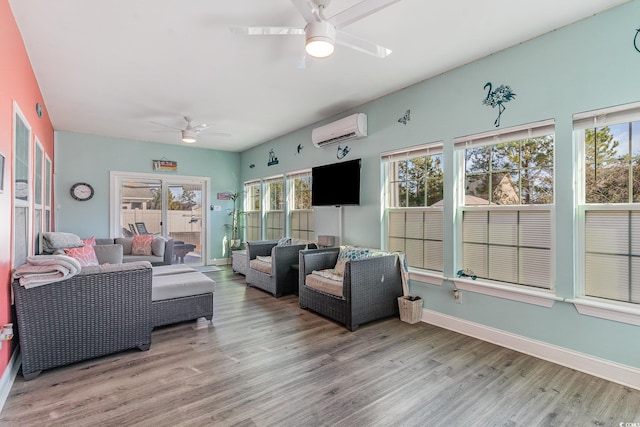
[
  {"x1": 343, "y1": 254, "x2": 403, "y2": 302},
  {"x1": 271, "y1": 244, "x2": 307, "y2": 278},
  {"x1": 247, "y1": 240, "x2": 278, "y2": 260},
  {"x1": 299, "y1": 247, "x2": 340, "y2": 276},
  {"x1": 163, "y1": 239, "x2": 174, "y2": 266}
]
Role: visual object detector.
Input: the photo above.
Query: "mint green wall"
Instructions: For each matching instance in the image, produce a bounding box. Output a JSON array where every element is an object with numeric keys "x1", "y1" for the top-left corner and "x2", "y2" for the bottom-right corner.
[
  {"x1": 55, "y1": 131, "x2": 240, "y2": 261},
  {"x1": 240, "y1": 1, "x2": 640, "y2": 369}
]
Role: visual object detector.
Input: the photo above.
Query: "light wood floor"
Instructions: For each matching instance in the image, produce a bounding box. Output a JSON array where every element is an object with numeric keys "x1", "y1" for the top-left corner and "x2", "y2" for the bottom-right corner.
[{"x1": 2, "y1": 267, "x2": 640, "y2": 426}]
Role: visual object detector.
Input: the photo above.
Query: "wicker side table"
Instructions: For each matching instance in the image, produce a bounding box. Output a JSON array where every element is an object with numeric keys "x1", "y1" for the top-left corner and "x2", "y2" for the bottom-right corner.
[{"x1": 232, "y1": 249, "x2": 248, "y2": 275}]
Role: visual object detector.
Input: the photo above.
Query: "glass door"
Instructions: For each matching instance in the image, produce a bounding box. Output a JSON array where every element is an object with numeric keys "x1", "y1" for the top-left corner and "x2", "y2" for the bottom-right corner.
[
  {"x1": 116, "y1": 175, "x2": 207, "y2": 266},
  {"x1": 166, "y1": 182, "x2": 203, "y2": 265}
]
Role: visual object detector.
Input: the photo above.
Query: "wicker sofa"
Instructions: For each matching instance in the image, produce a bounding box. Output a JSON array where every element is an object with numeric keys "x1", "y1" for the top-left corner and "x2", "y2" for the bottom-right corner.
[
  {"x1": 246, "y1": 240, "x2": 315, "y2": 297},
  {"x1": 298, "y1": 247, "x2": 403, "y2": 331},
  {"x1": 95, "y1": 237, "x2": 174, "y2": 266},
  {"x1": 13, "y1": 261, "x2": 153, "y2": 380}
]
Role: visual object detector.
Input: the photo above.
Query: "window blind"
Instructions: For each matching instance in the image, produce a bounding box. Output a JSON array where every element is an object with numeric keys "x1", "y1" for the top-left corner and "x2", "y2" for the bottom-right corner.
[
  {"x1": 573, "y1": 101, "x2": 640, "y2": 130},
  {"x1": 454, "y1": 119, "x2": 555, "y2": 150},
  {"x1": 381, "y1": 142, "x2": 443, "y2": 162}
]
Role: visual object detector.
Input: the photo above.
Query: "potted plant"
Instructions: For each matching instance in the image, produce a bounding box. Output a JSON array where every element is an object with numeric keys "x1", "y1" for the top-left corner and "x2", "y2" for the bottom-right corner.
[{"x1": 225, "y1": 192, "x2": 245, "y2": 251}]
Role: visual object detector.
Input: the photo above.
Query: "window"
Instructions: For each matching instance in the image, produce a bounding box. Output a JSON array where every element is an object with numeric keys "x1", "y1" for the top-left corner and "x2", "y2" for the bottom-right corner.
[
  {"x1": 575, "y1": 102, "x2": 640, "y2": 304},
  {"x1": 288, "y1": 170, "x2": 314, "y2": 241},
  {"x1": 265, "y1": 176, "x2": 285, "y2": 240},
  {"x1": 455, "y1": 120, "x2": 555, "y2": 289},
  {"x1": 13, "y1": 105, "x2": 31, "y2": 267},
  {"x1": 34, "y1": 141, "x2": 43, "y2": 253},
  {"x1": 45, "y1": 155, "x2": 52, "y2": 231},
  {"x1": 383, "y1": 143, "x2": 444, "y2": 271},
  {"x1": 244, "y1": 180, "x2": 261, "y2": 241}
]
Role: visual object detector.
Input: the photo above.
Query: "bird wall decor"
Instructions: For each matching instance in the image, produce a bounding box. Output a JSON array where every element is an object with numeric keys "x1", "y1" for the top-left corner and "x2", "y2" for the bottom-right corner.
[{"x1": 482, "y1": 82, "x2": 516, "y2": 127}]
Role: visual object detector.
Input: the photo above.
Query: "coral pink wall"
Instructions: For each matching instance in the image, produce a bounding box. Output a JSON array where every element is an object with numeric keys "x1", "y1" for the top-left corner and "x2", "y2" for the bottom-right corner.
[{"x1": 0, "y1": 0, "x2": 54, "y2": 377}]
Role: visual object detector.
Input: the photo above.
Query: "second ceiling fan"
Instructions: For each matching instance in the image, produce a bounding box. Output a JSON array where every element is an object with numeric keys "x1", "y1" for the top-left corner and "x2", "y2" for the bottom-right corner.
[{"x1": 242, "y1": 0, "x2": 402, "y2": 59}]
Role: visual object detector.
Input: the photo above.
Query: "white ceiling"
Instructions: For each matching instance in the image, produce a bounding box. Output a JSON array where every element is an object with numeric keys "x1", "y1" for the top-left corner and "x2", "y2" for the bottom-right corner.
[{"x1": 9, "y1": 0, "x2": 628, "y2": 152}]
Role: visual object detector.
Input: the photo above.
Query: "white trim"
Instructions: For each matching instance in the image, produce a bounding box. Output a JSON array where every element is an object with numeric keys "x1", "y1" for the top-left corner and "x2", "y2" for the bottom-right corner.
[
  {"x1": 409, "y1": 268, "x2": 443, "y2": 286},
  {"x1": 421, "y1": 308, "x2": 640, "y2": 391},
  {"x1": 450, "y1": 276, "x2": 561, "y2": 307},
  {"x1": 0, "y1": 348, "x2": 21, "y2": 413},
  {"x1": 568, "y1": 298, "x2": 640, "y2": 326}
]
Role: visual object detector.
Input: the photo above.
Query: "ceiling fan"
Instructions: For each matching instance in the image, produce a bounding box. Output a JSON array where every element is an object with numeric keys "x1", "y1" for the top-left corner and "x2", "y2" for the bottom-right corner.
[
  {"x1": 150, "y1": 116, "x2": 231, "y2": 143},
  {"x1": 239, "y1": 0, "x2": 402, "y2": 59}
]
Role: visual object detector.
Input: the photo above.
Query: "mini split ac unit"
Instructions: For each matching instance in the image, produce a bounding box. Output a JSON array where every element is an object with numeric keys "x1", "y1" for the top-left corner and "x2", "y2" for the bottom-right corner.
[{"x1": 312, "y1": 113, "x2": 367, "y2": 148}]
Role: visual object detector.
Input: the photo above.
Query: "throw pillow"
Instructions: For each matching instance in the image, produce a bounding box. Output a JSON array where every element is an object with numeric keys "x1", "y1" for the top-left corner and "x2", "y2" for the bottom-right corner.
[
  {"x1": 82, "y1": 236, "x2": 96, "y2": 247},
  {"x1": 277, "y1": 237, "x2": 291, "y2": 246},
  {"x1": 64, "y1": 245, "x2": 99, "y2": 267},
  {"x1": 334, "y1": 246, "x2": 370, "y2": 275},
  {"x1": 132, "y1": 235, "x2": 154, "y2": 255}
]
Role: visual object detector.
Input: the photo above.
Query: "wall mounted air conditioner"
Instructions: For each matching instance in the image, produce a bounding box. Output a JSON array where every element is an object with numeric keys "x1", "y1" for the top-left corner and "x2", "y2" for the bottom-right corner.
[{"x1": 312, "y1": 113, "x2": 367, "y2": 148}]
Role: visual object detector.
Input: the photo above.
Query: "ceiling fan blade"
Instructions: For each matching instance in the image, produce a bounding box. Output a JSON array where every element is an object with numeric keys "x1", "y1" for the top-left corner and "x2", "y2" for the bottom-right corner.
[
  {"x1": 149, "y1": 121, "x2": 181, "y2": 131},
  {"x1": 239, "y1": 26, "x2": 305, "y2": 36},
  {"x1": 336, "y1": 30, "x2": 392, "y2": 58},
  {"x1": 205, "y1": 132, "x2": 232, "y2": 138},
  {"x1": 290, "y1": 0, "x2": 322, "y2": 23},
  {"x1": 329, "y1": 0, "x2": 402, "y2": 29}
]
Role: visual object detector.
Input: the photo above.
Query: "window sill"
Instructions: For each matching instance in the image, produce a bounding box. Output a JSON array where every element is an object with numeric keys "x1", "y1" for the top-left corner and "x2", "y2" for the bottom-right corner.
[
  {"x1": 408, "y1": 268, "x2": 443, "y2": 286},
  {"x1": 566, "y1": 298, "x2": 640, "y2": 326},
  {"x1": 450, "y1": 277, "x2": 561, "y2": 308}
]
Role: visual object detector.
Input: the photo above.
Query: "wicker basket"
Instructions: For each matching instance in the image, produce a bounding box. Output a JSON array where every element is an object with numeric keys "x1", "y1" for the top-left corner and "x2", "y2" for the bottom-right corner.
[{"x1": 398, "y1": 295, "x2": 423, "y2": 324}]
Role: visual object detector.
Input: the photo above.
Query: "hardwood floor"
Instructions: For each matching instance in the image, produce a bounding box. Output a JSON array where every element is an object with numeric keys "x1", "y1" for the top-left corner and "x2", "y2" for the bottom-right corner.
[{"x1": 2, "y1": 267, "x2": 639, "y2": 426}]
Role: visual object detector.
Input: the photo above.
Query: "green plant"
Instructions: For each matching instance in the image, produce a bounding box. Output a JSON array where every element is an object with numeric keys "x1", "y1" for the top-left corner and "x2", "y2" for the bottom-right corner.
[{"x1": 225, "y1": 192, "x2": 245, "y2": 249}]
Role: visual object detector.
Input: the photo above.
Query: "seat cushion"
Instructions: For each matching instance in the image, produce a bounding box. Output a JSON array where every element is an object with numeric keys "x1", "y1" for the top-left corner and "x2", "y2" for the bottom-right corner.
[
  {"x1": 249, "y1": 259, "x2": 272, "y2": 275},
  {"x1": 152, "y1": 264, "x2": 196, "y2": 276},
  {"x1": 152, "y1": 271, "x2": 215, "y2": 301},
  {"x1": 305, "y1": 274, "x2": 343, "y2": 297}
]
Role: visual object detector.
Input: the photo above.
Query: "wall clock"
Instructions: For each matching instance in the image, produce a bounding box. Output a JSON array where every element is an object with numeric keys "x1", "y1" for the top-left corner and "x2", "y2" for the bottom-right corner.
[{"x1": 70, "y1": 182, "x2": 94, "y2": 201}]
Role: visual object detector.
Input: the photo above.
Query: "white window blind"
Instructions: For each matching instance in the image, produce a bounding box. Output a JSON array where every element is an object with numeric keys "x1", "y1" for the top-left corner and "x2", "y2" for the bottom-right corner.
[
  {"x1": 584, "y1": 210, "x2": 640, "y2": 303},
  {"x1": 573, "y1": 101, "x2": 640, "y2": 130},
  {"x1": 454, "y1": 119, "x2": 555, "y2": 149},
  {"x1": 381, "y1": 142, "x2": 443, "y2": 162},
  {"x1": 388, "y1": 209, "x2": 443, "y2": 272},
  {"x1": 462, "y1": 209, "x2": 552, "y2": 289}
]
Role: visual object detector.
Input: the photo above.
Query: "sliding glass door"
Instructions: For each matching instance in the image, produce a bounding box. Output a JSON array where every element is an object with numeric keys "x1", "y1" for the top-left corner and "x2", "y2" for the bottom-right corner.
[{"x1": 113, "y1": 173, "x2": 208, "y2": 266}]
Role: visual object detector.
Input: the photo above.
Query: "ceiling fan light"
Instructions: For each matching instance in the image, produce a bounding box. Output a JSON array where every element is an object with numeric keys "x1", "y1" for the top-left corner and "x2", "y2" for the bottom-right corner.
[
  {"x1": 305, "y1": 21, "x2": 336, "y2": 58},
  {"x1": 181, "y1": 129, "x2": 197, "y2": 143}
]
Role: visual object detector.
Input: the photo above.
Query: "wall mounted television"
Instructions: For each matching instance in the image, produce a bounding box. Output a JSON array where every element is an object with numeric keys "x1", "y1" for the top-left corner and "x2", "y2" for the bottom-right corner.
[{"x1": 312, "y1": 158, "x2": 361, "y2": 206}]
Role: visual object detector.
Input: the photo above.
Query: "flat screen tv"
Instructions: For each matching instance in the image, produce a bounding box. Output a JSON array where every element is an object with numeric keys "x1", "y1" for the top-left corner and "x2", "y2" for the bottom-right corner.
[{"x1": 312, "y1": 158, "x2": 361, "y2": 206}]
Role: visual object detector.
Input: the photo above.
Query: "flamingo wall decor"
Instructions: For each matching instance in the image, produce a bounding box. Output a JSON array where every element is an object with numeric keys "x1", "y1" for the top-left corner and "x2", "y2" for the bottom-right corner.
[{"x1": 482, "y1": 82, "x2": 516, "y2": 127}]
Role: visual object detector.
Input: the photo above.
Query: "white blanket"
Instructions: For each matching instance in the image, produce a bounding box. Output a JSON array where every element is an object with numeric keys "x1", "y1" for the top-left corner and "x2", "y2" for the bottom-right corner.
[{"x1": 12, "y1": 255, "x2": 82, "y2": 289}]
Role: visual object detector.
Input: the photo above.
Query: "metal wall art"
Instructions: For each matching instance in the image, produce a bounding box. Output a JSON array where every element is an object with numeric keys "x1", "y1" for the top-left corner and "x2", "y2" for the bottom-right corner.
[
  {"x1": 398, "y1": 109, "x2": 411, "y2": 125},
  {"x1": 482, "y1": 82, "x2": 516, "y2": 127},
  {"x1": 634, "y1": 27, "x2": 640, "y2": 53},
  {"x1": 267, "y1": 149, "x2": 279, "y2": 166},
  {"x1": 337, "y1": 145, "x2": 350, "y2": 159}
]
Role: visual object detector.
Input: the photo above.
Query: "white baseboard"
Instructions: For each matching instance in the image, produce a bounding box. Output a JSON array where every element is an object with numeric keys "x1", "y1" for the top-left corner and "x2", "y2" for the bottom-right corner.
[
  {"x1": 421, "y1": 309, "x2": 640, "y2": 391},
  {"x1": 0, "y1": 347, "x2": 21, "y2": 413}
]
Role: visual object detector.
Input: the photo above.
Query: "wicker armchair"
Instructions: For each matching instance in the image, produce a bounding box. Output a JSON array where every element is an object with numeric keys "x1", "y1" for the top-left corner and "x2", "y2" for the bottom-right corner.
[
  {"x1": 12, "y1": 261, "x2": 153, "y2": 380},
  {"x1": 246, "y1": 240, "x2": 313, "y2": 297},
  {"x1": 298, "y1": 247, "x2": 403, "y2": 331}
]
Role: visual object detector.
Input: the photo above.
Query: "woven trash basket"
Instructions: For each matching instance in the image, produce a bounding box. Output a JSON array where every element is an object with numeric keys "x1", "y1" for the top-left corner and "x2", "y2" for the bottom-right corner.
[{"x1": 398, "y1": 295, "x2": 423, "y2": 324}]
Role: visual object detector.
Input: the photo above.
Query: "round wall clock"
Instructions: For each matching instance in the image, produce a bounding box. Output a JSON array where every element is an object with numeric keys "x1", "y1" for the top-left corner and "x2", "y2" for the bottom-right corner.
[{"x1": 70, "y1": 182, "x2": 94, "y2": 201}]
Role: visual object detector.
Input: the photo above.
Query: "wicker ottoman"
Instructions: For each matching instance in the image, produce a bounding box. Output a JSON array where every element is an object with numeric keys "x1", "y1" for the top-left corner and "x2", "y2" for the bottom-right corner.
[{"x1": 151, "y1": 270, "x2": 215, "y2": 327}]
